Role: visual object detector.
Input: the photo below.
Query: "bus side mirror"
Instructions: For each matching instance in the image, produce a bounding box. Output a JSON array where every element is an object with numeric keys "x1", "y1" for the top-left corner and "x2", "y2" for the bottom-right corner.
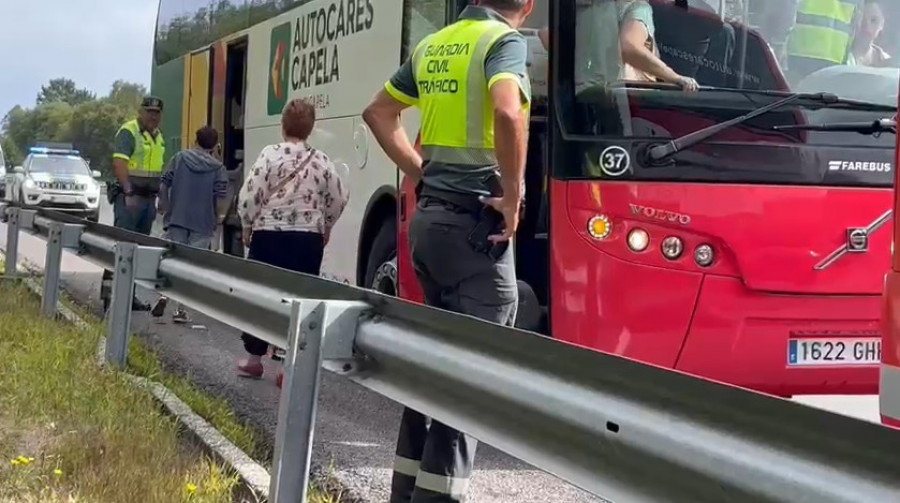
[
  {"x1": 12, "y1": 166, "x2": 24, "y2": 174},
  {"x1": 91, "y1": 170, "x2": 101, "y2": 178}
]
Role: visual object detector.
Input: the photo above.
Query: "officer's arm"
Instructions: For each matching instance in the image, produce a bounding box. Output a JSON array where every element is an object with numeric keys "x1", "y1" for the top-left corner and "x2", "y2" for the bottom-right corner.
[
  {"x1": 363, "y1": 58, "x2": 424, "y2": 183},
  {"x1": 486, "y1": 34, "x2": 530, "y2": 204},
  {"x1": 112, "y1": 129, "x2": 134, "y2": 192}
]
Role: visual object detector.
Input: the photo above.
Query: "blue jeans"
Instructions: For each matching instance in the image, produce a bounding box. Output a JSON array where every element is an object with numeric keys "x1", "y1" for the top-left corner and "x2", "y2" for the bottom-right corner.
[
  {"x1": 113, "y1": 194, "x2": 156, "y2": 235},
  {"x1": 165, "y1": 225, "x2": 213, "y2": 250}
]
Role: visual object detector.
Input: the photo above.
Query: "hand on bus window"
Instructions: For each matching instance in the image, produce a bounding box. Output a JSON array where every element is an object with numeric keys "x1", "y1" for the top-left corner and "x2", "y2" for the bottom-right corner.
[{"x1": 676, "y1": 75, "x2": 699, "y2": 92}]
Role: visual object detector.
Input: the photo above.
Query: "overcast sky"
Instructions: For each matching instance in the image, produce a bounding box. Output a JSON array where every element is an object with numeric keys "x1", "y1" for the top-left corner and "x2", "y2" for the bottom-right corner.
[{"x1": 0, "y1": 0, "x2": 158, "y2": 116}]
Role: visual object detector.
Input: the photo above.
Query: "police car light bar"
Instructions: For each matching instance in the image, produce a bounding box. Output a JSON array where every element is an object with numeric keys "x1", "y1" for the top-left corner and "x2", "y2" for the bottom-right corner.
[{"x1": 29, "y1": 147, "x2": 80, "y2": 156}]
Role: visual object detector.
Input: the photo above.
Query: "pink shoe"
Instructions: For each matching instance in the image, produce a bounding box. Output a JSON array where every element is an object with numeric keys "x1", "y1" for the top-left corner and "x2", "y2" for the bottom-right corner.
[{"x1": 237, "y1": 359, "x2": 264, "y2": 378}]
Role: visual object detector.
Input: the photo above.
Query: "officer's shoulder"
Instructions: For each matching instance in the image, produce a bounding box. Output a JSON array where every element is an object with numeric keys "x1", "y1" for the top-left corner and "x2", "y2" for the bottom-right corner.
[{"x1": 498, "y1": 27, "x2": 526, "y2": 42}]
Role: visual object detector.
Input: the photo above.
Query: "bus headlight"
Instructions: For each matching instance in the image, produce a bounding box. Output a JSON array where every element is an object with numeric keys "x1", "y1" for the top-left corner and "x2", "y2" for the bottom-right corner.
[
  {"x1": 694, "y1": 244, "x2": 714, "y2": 267},
  {"x1": 627, "y1": 228, "x2": 649, "y2": 252},
  {"x1": 661, "y1": 236, "x2": 683, "y2": 259}
]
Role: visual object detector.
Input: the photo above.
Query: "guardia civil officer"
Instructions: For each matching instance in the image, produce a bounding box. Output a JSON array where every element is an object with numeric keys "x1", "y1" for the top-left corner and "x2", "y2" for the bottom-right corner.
[
  {"x1": 101, "y1": 96, "x2": 167, "y2": 314},
  {"x1": 362, "y1": 1, "x2": 533, "y2": 501}
]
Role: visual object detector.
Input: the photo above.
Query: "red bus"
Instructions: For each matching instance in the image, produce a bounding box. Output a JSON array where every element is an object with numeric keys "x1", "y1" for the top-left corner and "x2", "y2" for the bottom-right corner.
[
  {"x1": 880, "y1": 78, "x2": 900, "y2": 428},
  {"x1": 379, "y1": 0, "x2": 900, "y2": 397}
]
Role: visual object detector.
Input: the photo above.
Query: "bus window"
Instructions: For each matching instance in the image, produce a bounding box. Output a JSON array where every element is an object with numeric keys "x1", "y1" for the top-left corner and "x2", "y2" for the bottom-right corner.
[
  {"x1": 155, "y1": 0, "x2": 319, "y2": 66},
  {"x1": 522, "y1": 0, "x2": 550, "y2": 108},
  {"x1": 559, "y1": 0, "x2": 900, "y2": 151},
  {"x1": 402, "y1": 0, "x2": 449, "y2": 60}
]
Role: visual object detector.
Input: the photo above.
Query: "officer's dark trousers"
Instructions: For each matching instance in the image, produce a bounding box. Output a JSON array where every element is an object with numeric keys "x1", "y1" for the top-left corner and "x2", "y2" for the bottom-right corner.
[
  {"x1": 102, "y1": 193, "x2": 157, "y2": 307},
  {"x1": 390, "y1": 198, "x2": 518, "y2": 503}
]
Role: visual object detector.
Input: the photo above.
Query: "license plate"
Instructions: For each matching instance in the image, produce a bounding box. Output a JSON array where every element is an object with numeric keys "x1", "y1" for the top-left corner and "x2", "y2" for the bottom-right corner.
[{"x1": 788, "y1": 338, "x2": 880, "y2": 366}]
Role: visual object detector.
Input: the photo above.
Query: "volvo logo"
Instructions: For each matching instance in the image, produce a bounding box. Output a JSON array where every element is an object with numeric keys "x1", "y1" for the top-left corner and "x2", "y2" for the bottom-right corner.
[
  {"x1": 629, "y1": 204, "x2": 691, "y2": 225},
  {"x1": 814, "y1": 210, "x2": 891, "y2": 270},
  {"x1": 847, "y1": 228, "x2": 868, "y2": 252}
]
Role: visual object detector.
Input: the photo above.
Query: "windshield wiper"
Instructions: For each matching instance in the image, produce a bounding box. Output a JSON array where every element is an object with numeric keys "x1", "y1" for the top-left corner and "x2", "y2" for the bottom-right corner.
[
  {"x1": 773, "y1": 117, "x2": 896, "y2": 135},
  {"x1": 645, "y1": 92, "x2": 843, "y2": 164}
]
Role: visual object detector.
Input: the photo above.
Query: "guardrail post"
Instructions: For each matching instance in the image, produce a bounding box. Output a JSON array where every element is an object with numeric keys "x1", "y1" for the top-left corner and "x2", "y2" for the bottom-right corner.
[
  {"x1": 40, "y1": 222, "x2": 83, "y2": 317},
  {"x1": 4, "y1": 207, "x2": 19, "y2": 277},
  {"x1": 41, "y1": 222, "x2": 65, "y2": 317},
  {"x1": 105, "y1": 242, "x2": 137, "y2": 368},
  {"x1": 270, "y1": 299, "x2": 327, "y2": 503}
]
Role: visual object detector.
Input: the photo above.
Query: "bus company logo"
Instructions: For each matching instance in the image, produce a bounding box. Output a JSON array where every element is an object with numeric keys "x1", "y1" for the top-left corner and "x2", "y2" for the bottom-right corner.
[
  {"x1": 827, "y1": 160, "x2": 892, "y2": 172},
  {"x1": 268, "y1": 22, "x2": 292, "y2": 115}
]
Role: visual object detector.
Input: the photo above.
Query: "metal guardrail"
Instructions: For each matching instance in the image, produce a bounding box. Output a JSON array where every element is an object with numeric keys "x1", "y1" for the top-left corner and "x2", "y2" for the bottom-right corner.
[{"x1": 3, "y1": 204, "x2": 900, "y2": 503}]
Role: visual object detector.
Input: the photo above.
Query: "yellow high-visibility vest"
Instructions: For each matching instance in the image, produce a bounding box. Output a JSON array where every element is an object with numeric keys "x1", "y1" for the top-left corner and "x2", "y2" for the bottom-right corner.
[
  {"x1": 113, "y1": 119, "x2": 165, "y2": 178},
  {"x1": 402, "y1": 18, "x2": 529, "y2": 165},
  {"x1": 787, "y1": 0, "x2": 860, "y2": 64}
]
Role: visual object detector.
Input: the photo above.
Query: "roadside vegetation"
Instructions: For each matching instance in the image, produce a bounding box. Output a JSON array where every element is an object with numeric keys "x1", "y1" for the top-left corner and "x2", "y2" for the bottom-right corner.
[
  {"x1": 0, "y1": 267, "x2": 343, "y2": 502},
  {"x1": 0, "y1": 280, "x2": 239, "y2": 502}
]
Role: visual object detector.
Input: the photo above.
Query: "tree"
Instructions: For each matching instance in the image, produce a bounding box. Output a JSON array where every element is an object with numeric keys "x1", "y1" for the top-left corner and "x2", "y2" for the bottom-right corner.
[
  {"x1": 68, "y1": 100, "x2": 132, "y2": 178},
  {"x1": 1, "y1": 136, "x2": 22, "y2": 167},
  {"x1": 0, "y1": 77, "x2": 147, "y2": 179},
  {"x1": 36, "y1": 78, "x2": 95, "y2": 107},
  {"x1": 108, "y1": 80, "x2": 147, "y2": 109}
]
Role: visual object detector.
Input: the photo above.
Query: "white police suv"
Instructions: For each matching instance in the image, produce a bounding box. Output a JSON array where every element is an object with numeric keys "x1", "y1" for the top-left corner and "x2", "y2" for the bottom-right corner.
[{"x1": 5, "y1": 146, "x2": 102, "y2": 221}]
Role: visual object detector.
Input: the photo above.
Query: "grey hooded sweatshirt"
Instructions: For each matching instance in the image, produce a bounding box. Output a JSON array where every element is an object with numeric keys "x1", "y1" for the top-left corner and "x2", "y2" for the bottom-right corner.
[{"x1": 159, "y1": 148, "x2": 228, "y2": 235}]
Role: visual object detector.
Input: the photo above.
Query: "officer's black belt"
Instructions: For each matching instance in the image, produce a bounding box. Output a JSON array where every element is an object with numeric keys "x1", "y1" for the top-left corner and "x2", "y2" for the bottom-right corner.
[{"x1": 419, "y1": 187, "x2": 484, "y2": 214}]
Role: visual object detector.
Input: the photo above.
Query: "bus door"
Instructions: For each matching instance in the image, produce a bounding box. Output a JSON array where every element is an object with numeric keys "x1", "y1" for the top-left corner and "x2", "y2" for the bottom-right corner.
[{"x1": 183, "y1": 47, "x2": 213, "y2": 149}]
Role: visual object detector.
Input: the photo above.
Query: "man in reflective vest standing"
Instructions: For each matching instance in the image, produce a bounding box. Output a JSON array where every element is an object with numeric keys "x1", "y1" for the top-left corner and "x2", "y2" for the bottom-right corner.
[
  {"x1": 363, "y1": 1, "x2": 533, "y2": 501},
  {"x1": 101, "y1": 96, "x2": 167, "y2": 313},
  {"x1": 786, "y1": 0, "x2": 863, "y2": 81}
]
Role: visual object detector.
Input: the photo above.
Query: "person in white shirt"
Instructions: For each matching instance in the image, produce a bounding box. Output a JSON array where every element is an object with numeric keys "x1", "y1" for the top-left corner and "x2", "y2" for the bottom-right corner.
[{"x1": 235, "y1": 98, "x2": 349, "y2": 387}]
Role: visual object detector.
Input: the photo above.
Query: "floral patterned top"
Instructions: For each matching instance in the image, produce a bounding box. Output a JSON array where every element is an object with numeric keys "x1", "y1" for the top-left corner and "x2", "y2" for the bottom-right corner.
[{"x1": 237, "y1": 141, "x2": 348, "y2": 235}]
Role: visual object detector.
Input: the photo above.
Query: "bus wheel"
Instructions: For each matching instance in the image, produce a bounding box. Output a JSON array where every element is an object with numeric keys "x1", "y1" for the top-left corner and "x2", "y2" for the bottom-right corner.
[
  {"x1": 365, "y1": 219, "x2": 397, "y2": 296},
  {"x1": 515, "y1": 280, "x2": 542, "y2": 332},
  {"x1": 372, "y1": 257, "x2": 398, "y2": 296}
]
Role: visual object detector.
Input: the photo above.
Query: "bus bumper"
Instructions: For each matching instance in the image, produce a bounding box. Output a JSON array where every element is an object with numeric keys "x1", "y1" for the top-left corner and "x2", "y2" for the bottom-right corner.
[{"x1": 675, "y1": 275, "x2": 880, "y2": 397}]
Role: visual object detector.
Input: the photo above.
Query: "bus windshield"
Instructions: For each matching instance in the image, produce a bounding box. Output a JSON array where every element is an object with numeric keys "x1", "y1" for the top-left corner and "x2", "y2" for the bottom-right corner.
[{"x1": 559, "y1": 0, "x2": 899, "y2": 141}]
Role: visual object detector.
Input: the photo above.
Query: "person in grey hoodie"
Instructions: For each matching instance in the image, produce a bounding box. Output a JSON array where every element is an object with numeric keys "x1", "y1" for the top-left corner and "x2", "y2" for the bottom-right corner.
[{"x1": 157, "y1": 125, "x2": 229, "y2": 323}]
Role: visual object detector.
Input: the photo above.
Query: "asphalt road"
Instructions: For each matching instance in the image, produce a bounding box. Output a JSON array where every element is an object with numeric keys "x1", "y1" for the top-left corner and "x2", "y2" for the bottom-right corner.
[{"x1": 0, "y1": 200, "x2": 608, "y2": 503}]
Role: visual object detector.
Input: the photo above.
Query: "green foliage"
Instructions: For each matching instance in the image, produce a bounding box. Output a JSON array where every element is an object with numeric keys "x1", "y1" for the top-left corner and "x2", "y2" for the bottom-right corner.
[
  {"x1": 0, "y1": 78, "x2": 147, "y2": 178},
  {"x1": 35, "y1": 78, "x2": 95, "y2": 107}
]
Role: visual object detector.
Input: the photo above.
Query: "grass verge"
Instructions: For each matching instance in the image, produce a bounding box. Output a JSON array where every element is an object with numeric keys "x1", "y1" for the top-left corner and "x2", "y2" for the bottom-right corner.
[
  {"x1": 0, "y1": 280, "x2": 239, "y2": 502},
  {"x1": 2, "y1": 260, "x2": 345, "y2": 502}
]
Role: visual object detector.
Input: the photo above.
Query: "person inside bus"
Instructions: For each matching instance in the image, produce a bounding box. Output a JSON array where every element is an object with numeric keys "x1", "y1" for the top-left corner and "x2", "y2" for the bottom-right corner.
[
  {"x1": 235, "y1": 98, "x2": 349, "y2": 385},
  {"x1": 538, "y1": 0, "x2": 699, "y2": 90},
  {"x1": 785, "y1": 0, "x2": 864, "y2": 83},
  {"x1": 847, "y1": 0, "x2": 892, "y2": 66},
  {"x1": 652, "y1": 0, "x2": 735, "y2": 88},
  {"x1": 537, "y1": 0, "x2": 697, "y2": 134}
]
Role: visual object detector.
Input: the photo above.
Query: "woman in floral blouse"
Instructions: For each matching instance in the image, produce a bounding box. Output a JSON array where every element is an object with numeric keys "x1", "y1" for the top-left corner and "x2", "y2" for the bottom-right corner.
[{"x1": 236, "y1": 98, "x2": 348, "y2": 385}]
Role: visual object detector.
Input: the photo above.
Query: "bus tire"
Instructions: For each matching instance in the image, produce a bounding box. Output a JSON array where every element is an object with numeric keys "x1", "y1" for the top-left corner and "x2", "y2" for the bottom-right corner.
[
  {"x1": 365, "y1": 218, "x2": 398, "y2": 296},
  {"x1": 515, "y1": 280, "x2": 543, "y2": 332}
]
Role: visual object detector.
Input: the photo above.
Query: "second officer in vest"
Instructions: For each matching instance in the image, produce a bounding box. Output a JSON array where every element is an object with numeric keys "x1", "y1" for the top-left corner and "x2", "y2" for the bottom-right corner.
[
  {"x1": 104, "y1": 96, "x2": 167, "y2": 312},
  {"x1": 112, "y1": 95, "x2": 166, "y2": 235},
  {"x1": 786, "y1": 0, "x2": 863, "y2": 80},
  {"x1": 363, "y1": 1, "x2": 533, "y2": 501}
]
